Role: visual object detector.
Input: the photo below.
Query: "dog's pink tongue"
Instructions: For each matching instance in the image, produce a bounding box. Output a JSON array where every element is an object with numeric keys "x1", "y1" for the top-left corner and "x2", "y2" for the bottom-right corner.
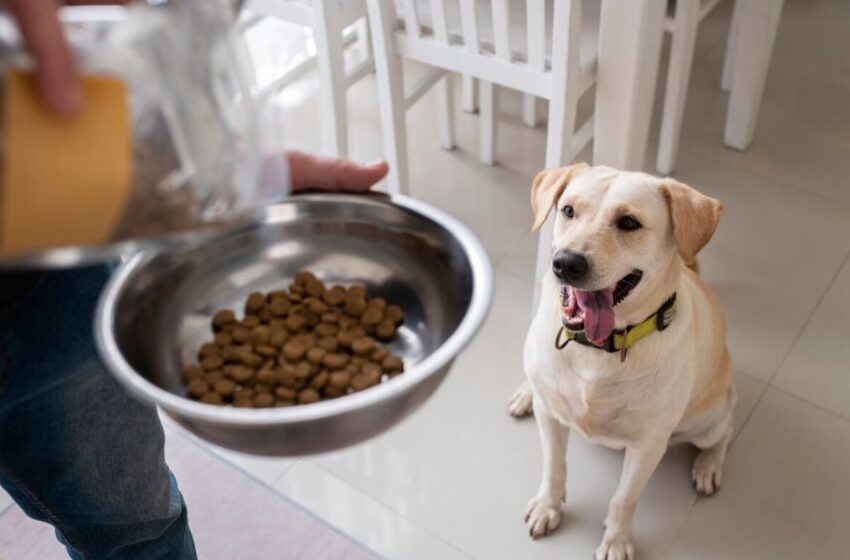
[{"x1": 575, "y1": 289, "x2": 615, "y2": 344}]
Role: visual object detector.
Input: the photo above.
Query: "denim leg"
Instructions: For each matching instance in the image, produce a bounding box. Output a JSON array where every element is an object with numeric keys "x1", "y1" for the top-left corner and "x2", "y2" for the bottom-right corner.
[{"x1": 0, "y1": 265, "x2": 196, "y2": 560}]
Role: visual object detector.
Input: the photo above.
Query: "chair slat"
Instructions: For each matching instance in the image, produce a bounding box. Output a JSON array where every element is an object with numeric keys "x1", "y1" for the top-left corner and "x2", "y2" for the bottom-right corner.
[
  {"x1": 428, "y1": 0, "x2": 450, "y2": 44},
  {"x1": 403, "y1": 0, "x2": 421, "y2": 37},
  {"x1": 491, "y1": 0, "x2": 511, "y2": 61},
  {"x1": 526, "y1": 0, "x2": 545, "y2": 71},
  {"x1": 459, "y1": 0, "x2": 479, "y2": 53}
]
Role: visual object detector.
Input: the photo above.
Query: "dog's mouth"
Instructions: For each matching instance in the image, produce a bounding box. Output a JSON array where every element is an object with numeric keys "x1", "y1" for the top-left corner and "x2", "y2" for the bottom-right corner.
[{"x1": 560, "y1": 270, "x2": 643, "y2": 344}]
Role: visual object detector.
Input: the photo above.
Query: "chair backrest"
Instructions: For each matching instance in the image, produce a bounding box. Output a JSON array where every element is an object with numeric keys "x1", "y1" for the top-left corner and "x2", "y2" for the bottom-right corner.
[{"x1": 385, "y1": 0, "x2": 584, "y2": 99}]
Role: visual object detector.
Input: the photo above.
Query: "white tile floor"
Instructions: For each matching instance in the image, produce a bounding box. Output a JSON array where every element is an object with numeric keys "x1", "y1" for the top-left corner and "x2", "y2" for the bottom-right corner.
[
  {"x1": 6, "y1": 1, "x2": 848, "y2": 558},
  {"x1": 188, "y1": 1, "x2": 850, "y2": 558}
]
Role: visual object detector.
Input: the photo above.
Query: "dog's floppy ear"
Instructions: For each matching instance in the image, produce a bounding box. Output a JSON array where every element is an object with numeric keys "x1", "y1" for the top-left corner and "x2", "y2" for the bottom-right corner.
[
  {"x1": 530, "y1": 163, "x2": 588, "y2": 232},
  {"x1": 659, "y1": 179, "x2": 723, "y2": 266}
]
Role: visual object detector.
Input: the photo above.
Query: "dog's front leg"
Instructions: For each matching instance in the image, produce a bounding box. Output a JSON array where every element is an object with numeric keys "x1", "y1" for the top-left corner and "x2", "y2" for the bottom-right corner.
[
  {"x1": 525, "y1": 397, "x2": 570, "y2": 539},
  {"x1": 596, "y1": 439, "x2": 668, "y2": 560}
]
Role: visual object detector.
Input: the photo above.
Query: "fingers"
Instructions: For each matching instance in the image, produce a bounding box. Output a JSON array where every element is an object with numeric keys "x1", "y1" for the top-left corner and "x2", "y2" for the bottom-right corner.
[
  {"x1": 288, "y1": 150, "x2": 389, "y2": 193},
  {"x1": 7, "y1": 0, "x2": 82, "y2": 117}
]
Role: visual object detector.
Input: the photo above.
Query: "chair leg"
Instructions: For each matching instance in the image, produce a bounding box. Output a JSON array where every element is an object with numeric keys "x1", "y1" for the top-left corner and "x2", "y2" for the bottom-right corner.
[
  {"x1": 313, "y1": 1, "x2": 348, "y2": 158},
  {"x1": 523, "y1": 94, "x2": 539, "y2": 128},
  {"x1": 462, "y1": 75, "x2": 478, "y2": 113},
  {"x1": 436, "y1": 74, "x2": 456, "y2": 151},
  {"x1": 656, "y1": 0, "x2": 700, "y2": 175},
  {"x1": 721, "y1": 0, "x2": 743, "y2": 93},
  {"x1": 367, "y1": 0, "x2": 410, "y2": 195},
  {"x1": 355, "y1": 17, "x2": 371, "y2": 64},
  {"x1": 479, "y1": 81, "x2": 498, "y2": 165},
  {"x1": 724, "y1": 0, "x2": 783, "y2": 150}
]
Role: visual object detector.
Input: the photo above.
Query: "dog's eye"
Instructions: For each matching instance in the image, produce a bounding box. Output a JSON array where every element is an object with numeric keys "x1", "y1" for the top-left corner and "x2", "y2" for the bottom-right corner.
[
  {"x1": 562, "y1": 205, "x2": 575, "y2": 219},
  {"x1": 617, "y1": 215, "x2": 642, "y2": 231}
]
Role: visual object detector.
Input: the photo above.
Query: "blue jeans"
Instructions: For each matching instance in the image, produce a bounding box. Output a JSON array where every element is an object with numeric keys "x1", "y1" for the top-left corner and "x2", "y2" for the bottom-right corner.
[{"x1": 0, "y1": 265, "x2": 196, "y2": 559}]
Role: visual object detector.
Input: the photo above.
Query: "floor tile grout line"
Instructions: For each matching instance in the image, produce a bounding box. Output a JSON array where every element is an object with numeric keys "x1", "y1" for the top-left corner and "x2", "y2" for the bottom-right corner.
[
  {"x1": 286, "y1": 459, "x2": 479, "y2": 560},
  {"x1": 728, "y1": 247, "x2": 850, "y2": 449},
  {"x1": 768, "y1": 383, "x2": 850, "y2": 425}
]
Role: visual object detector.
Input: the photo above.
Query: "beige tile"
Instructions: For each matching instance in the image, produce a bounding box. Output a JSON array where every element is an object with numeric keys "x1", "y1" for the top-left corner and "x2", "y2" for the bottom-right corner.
[
  {"x1": 662, "y1": 388, "x2": 850, "y2": 560},
  {"x1": 274, "y1": 461, "x2": 472, "y2": 560},
  {"x1": 772, "y1": 256, "x2": 850, "y2": 419}
]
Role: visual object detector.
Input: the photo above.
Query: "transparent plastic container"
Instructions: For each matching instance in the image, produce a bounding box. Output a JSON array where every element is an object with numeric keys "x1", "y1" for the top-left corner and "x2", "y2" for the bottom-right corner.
[{"x1": 0, "y1": 0, "x2": 287, "y2": 267}]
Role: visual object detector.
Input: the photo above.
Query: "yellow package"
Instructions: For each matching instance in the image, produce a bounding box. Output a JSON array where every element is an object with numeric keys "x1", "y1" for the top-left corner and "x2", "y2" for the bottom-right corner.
[{"x1": 1, "y1": 70, "x2": 132, "y2": 256}]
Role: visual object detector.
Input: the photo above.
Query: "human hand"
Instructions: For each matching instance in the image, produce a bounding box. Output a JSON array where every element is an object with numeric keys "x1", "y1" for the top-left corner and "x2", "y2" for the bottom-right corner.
[
  {"x1": 1, "y1": 1, "x2": 127, "y2": 117},
  {"x1": 288, "y1": 150, "x2": 389, "y2": 193}
]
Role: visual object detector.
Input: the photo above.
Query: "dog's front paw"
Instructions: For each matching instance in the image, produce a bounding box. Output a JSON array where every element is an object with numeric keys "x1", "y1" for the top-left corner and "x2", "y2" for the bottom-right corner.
[
  {"x1": 508, "y1": 381, "x2": 534, "y2": 417},
  {"x1": 524, "y1": 495, "x2": 562, "y2": 539},
  {"x1": 692, "y1": 447, "x2": 725, "y2": 496},
  {"x1": 595, "y1": 530, "x2": 635, "y2": 560}
]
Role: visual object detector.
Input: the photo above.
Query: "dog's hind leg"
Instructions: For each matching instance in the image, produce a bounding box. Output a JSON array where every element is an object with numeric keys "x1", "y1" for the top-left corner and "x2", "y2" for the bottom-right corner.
[{"x1": 508, "y1": 380, "x2": 534, "y2": 417}]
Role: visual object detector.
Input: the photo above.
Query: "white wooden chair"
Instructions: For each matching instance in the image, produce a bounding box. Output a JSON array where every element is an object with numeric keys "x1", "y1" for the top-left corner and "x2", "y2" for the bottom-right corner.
[
  {"x1": 241, "y1": 0, "x2": 374, "y2": 158},
  {"x1": 368, "y1": 0, "x2": 598, "y2": 191},
  {"x1": 656, "y1": 0, "x2": 783, "y2": 174}
]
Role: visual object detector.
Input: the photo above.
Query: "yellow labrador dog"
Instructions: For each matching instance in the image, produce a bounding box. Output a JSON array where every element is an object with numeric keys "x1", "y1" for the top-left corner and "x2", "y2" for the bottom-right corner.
[{"x1": 509, "y1": 164, "x2": 733, "y2": 560}]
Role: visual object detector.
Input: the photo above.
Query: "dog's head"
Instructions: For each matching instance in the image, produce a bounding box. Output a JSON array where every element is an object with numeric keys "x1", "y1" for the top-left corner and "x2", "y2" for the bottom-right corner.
[{"x1": 531, "y1": 163, "x2": 722, "y2": 343}]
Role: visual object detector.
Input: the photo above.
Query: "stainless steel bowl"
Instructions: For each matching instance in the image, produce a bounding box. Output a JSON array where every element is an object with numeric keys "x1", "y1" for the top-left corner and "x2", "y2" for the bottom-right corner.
[{"x1": 95, "y1": 193, "x2": 493, "y2": 456}]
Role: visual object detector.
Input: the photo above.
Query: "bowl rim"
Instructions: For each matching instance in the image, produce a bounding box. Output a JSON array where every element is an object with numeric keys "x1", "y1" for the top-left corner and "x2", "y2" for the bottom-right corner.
[{"x1": 94, "y1": 192, "x2": 493, "y2": 426}]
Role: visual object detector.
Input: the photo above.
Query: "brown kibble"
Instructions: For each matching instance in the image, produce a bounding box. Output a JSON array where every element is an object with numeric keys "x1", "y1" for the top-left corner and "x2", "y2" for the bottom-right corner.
[
  {"x1": 350, "y1": 375, "x2": 373, "y2": 392},
  {"x1": 288, "y1": 292, "x2": 303, "y2": 303},
  {"x1": 322, "y1": 287, "x2": 346, "y2": 306},
  {"x1": 269, "y1": 297, "x2": 291, "y2": 317},
  {"x1": 275, "y1": 400, "x2": 295, "y2": 407},
  {"x1": 285, "y1": 314, "x2": 306, "y2": 333},
  {"x1": 250, "y1": 326, "x2": 270, "y2": 346},
  {"x1": 344, "y1": 297, "x2": 367, "y2": 317},
  {"x1": 298, "y1": 388, "x2": 321, "y2": 404},
  {"x1": 294, "y1": 271, "x2": 317, "y2": 286},
  {"x1": 245, "y1": 292, "x2": 266, "y2": 314},
  {"x1": 371, "y1": 347, "x2": 389, "y2": 362},
  {"x1": 321, "y1": 312, "x2": 340, "y2": 324},
  {"x1": 269, "y1": 329, "x2": 288, "y2": 348},
  {"x1": 283, "y1": 341, "x2": 306, "y2": 362},
  {"x1": 183, "y1": 364, "x2": 205, "y2": 381},
  {"x1": 368, "y1": 297, "x2": 387, "y2": 310},
  {"x1": 362, "y1": 363, "x2": 382, "y2": 384},
  {"x1": 375, "y1": 320, "x2": 395, "y2": 340},
  {"x1": 322, "y1": 353, "x2": 349, "y2": 370},
  {"x1": 269, "y1": 318, "x2": 286, "y2": 330},
  {"x1": 231, "y1": 326, "x2": 249, "y2": 344},
  {"x1": 348, "y1": 326, "x2": 367, "y2": 338},
  {"x1": 383, "y1": 355, "x2": 404, "y2": 373},
  {"x1": 253, "y1": 392, "x2": 274, "y2": 408},
  {"x1": 187, "y1": 379, "x2": 209, "y2": 398},
  {"x1": 231, "y1": 366, "x2": 255, "y2": 383},
  {"x1": 201, "y1": 392, "x2": 224, "y2": 405},
  {"x1": 337, "y1": 330, "x2": 354, "y2": 349},
  {"x1": 307, "y1": 347, "x2": 327, "y2": 365},
  {"x1": 201, "y1": 355, "x2": 223, "y2": 371},
  {"x1": 305, "y1": 279, "x2": 326, "y2": 298},
  {"x1": 338, "y1": 315, "x2": 355, "y2": 329},
  {"x1": 385, "y1": 305, "x2": 404, "y2": 324},
  {"x1": 205, "y1": 370, "x2": 224, "y2": 384},
  {"x1": 318, "y1": 336, "x2": 339, "y2": 351},
  {"x1": 361, "y1": 307, "x2": 382, "y2": 326},
  {"x1": 233, "y1": 398, "x2": 253, "y2": 408},
  {"x1": 294, "y1": 362, "x2": 313, "y2": 381},
  {"x1": 212, "y1": 309, "x2": 236, "y2": 329},
  {"x1": 198, "y1": 342, "x2": 219, "y2": 358},
  {"x1": 214, "y1": 379, "x2": 236, "y2": 397},
  {"x1": 310, "y1": 370, "x2": 329, "y2": 389},
  {"x1": 222, "y1": 345, "x2": 241, "y2": 363},
  {"x1": 323, "y1": 385, "x2": 346, "y2": 399},
  {"x1": 289, "y1": 283, "x2": 305, "y2": 295},
  {"x1": 306, "y1": 298, "x2": 328, "y2": 314},
  {"x1": 351, "y1": 336, "x2": 376, "y2": 355},
  {"x1": 239, "y1": 351, "x2": 262, "y2": 368},
  {"x1": 315, "y1": 323, "x2": 337, "y2": 337},
  {"x1": 256, "y1": 344, "x2": 278, "y2": 358},
  {"x1": 348, "y1": 285, "x2": 367, "y2": 300},
  {"x1": 256, "y1": 367, "x2": 276, "y2": 385},
  {"x1": 234, "y1": 387, "x2": 254, "y2": 400},
  {"x1": 242, "y1": 315, "x2": 261, "y2": 329},
  {"x1": 273, "y1": 386, "x2": 296, "y2": 401},
  {"x1": 275, "y1": 365, "x2": 297, "y2": 388},
  {"x1": 214, "y1": 332, "x2": 232, "y2": 347},
  {"x1": 329, "y1": 370, "x2": 351, "y2": 389},
  {"x1": 258, "y1": 307, "x2": 272, "y2": 323}
]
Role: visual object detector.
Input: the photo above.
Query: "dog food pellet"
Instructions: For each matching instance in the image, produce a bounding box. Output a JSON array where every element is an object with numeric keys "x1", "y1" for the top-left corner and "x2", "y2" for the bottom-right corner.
[
  {"x1": 253, "y1": 392, "x2": 274, "y2": 408},
  {"x1": 298, "y1": 388, "x2": 321, "y2": 404},
  {"x1": 187, "y1": 379, "x2": 209, "y2": 398},
  {"x1": 375, "y1": 320, "x2": 395, "y2": 340},
  {"x1": 201, "y1": 392, "x2": 224, "y2": 405},
  {"x1": 183, "y1": 271, "x2": 406, "y2": 407},
  {"x1": 245, "y1": 292, "x2": 265, "y2": 313},
  {"x1": 212, "y1": 309, "x2": 236, "y2": 329}
]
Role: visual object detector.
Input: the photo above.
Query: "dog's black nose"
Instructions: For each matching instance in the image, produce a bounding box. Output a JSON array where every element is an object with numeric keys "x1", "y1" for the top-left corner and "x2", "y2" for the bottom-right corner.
[{"x1": 552, "y1": 250, "x2": 590, "y2": 283}]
